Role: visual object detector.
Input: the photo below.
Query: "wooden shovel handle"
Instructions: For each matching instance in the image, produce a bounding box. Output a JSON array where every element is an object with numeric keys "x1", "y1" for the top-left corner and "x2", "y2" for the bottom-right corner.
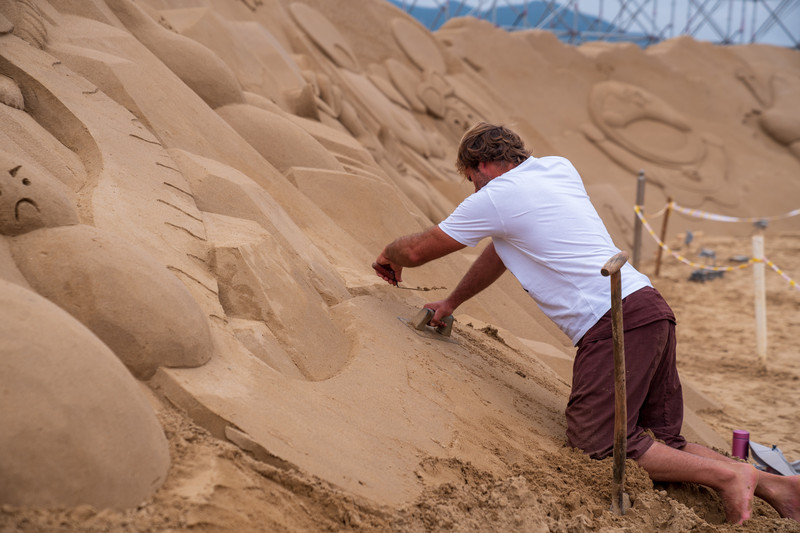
[
  {"x1": 602, "y1": 250, "x2": 630, "y2": 515},
  {"x1": 601, "y1": 251, "x2": 630, "y2": 277}
]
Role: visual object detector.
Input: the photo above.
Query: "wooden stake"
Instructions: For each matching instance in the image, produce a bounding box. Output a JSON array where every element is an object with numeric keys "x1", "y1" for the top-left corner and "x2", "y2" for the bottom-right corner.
[
  {"x1": 602, "y1": 251, "x2": 630, "y2": 515},
  {"x1": 752, "y1": 232, "x2": 767, "y2": 369},
  {"x1": 654, "y1": 198, "x2": 673, "y2": 277},
  {"x1": 632, "y1": 171, "x2": 646, "y2": 270}
]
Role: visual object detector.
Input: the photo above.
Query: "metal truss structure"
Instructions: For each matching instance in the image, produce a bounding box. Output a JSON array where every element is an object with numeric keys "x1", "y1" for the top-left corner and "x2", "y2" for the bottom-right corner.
[{"x1": 391, "y1": 0, "x2": 800, "y2": 48}]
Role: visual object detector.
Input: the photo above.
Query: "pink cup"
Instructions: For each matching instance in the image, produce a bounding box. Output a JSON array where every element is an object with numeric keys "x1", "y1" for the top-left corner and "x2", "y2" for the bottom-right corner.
[{"x1": 732, "y1": 430, "x2": 750, "y2": 460}]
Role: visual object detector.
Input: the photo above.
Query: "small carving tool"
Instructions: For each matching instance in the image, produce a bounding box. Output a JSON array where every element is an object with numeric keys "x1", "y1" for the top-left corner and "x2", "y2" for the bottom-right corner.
[{"x1": 372, "y1": 262, "x2": 436, "y2": 292}]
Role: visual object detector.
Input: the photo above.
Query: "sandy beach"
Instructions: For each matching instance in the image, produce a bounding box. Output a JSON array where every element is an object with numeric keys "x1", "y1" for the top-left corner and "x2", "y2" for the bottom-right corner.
[{"x1": 1, "y1": 0, "x2": 799, "y2": 531}]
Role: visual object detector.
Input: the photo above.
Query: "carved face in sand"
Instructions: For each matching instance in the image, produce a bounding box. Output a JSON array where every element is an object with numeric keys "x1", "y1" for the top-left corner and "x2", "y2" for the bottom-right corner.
[{"x1": 0, "y1": 154, "x2": 79, "y2": 236}]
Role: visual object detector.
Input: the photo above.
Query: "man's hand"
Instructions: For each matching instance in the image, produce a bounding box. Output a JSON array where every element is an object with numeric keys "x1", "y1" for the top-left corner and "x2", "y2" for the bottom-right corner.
[
  {"x1": 374, "y1": 226, "x2": 464, "y2": 287},
  {"x1": 373, "y1": 252, "x2": 403, "y2": 286},
  {"x1": 422, "y1": 299, "x2": 456, "y2": 326}
]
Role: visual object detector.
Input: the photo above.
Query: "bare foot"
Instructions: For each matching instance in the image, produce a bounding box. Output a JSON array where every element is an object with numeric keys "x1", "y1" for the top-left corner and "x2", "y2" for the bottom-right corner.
[
  {"x1": 761, "y1": 473, "x2": 800, "y2": 521},
  {"x1": 717, "y1": 463, "x2": 758, "y2": 524}
]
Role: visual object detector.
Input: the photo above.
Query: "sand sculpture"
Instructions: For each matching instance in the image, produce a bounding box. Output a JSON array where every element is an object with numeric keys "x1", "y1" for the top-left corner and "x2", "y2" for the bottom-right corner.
[
  {"x1": 390, "y1": 17, "x2": 454, "y2": 118},
  {"x1": 155, "y1": 7, "x2": 308, "y2": 112},
  {"x1": 758, "y1": 74, "x2": 800, "y2": 160},
  {"x1": 0, "y1": 73, "x2": 23, "y2": 108},
  {"x1": 647, "y1": 37, "x2": 800, "y2": 164},
  {"x1": 10, "y1": 224, "x2": 213, "y2": 379},
  {"x1": 288, "y1": 2, "x2": 360, "y2": 72},
  {"x1": 216, "y1": 103, "x2": 344, "y2": 174},
  {"x1": 105, "y1": 0, "x2": 246, "y2": 110},
  {"x1": 582, "y1": 80, "x2": 735, "y2": 206},
  {"x1": 0, "y1": 278, "x2": 170, "y2": 509},
  {"x1": 0, "y1": 0, "x2": 799, "y2": 526}
]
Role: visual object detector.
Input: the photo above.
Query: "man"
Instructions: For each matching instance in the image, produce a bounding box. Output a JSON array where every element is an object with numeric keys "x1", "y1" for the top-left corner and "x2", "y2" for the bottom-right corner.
[{"x1": 374, "y1": 122, "x2": 800, "y2": 524}]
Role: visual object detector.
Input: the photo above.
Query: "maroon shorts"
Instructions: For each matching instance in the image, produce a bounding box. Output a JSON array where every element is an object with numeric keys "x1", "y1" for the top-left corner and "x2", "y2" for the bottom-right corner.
[{"x1": 566, "y1": 286, "x2": 687, "y2": 460}]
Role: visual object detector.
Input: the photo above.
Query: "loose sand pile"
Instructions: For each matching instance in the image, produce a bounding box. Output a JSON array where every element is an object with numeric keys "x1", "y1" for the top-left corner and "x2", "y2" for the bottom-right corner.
[{"x1": 1, "y1": 0, "x2": 798, "y2": 531}]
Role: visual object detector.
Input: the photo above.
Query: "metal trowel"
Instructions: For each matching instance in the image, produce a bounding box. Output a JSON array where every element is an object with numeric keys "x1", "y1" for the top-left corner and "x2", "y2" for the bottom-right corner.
[{"x1": 398, "y1": 307, "x2": 457, "y2": 344}]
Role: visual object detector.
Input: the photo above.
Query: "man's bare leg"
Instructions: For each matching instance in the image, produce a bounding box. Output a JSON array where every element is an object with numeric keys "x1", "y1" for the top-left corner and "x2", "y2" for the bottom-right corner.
[
  {"x1": 680, "y1": 442, "x2": 800, "y2": 521},
  {"x1": 636, "y1": 441, "x2": 758, "y2": 524}
]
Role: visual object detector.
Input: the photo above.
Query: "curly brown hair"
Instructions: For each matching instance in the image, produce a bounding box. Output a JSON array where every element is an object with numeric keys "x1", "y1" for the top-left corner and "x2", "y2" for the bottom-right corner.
[{"x1": 455, "y1": 122, "x2": 531, "y2": 178}]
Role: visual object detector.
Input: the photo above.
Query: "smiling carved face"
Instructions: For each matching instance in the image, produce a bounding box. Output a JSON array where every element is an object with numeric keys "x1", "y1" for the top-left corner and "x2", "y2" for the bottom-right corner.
[{"x1": 0, "y1": 154, "x2": 79, "y2": 236}]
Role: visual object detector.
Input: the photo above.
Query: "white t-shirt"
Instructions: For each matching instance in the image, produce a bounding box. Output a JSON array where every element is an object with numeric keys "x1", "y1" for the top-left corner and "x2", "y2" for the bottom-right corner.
[{"x1": 439, "y1": 156, "x2": 651, "y2": 345}]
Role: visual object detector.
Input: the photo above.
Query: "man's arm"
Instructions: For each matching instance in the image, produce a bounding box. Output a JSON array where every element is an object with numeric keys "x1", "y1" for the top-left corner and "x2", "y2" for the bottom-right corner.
[
  {"x1": 375, "y1": 226, "x2": 465, "y2": 285},
  {"x1": 425, "y1": 242, "x2": 506, "y2": 323},
  {"x1": 383, "y1": 226, "x2": 465, "y2": 267}
]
